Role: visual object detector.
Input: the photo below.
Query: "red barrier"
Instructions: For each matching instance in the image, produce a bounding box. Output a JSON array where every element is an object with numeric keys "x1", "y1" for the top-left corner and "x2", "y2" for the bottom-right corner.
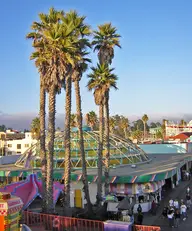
[
  {"x1": 22, "y1": 211, "x2": 104, "y2": 231},
  {"x1": 133, "y1": 224, "x2": 161, "y2": 231}
]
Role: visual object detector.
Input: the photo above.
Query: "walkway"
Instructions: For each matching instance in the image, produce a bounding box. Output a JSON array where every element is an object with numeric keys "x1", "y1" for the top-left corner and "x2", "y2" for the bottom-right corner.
[{"x1": 142, "y1": 179, "x2": 192, "y2": 230}]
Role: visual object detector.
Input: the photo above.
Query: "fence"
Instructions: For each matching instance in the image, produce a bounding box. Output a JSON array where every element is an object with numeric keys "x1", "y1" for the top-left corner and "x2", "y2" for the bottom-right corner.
[
  {"x1": 133, "y1": 224, "x2": 161, "y2": 231},
  {"x1": 22, "y1": 211, "x2": 104, "y2": 231}
]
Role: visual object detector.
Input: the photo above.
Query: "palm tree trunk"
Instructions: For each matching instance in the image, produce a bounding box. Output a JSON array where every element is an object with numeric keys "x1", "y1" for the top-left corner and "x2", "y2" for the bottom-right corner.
[
  {"x1": 104, "y1": 93, "x2": 110, "y2": 195},
  {"x1": 63, "y1": 74, "x2": 72, "y2": 209},
  {"x1": 39, "y1": 79, "x2": 47, "y2": 213},
  {"x1": 124, "y1": 128, "x2": 127, "y2": 139},
  {"x1": 97, "y1": 103, "x2": 104, "y2": 205},
  {"x1": 74, "y1": 80, "x2": 92, "y2": 214},
  {"x1": 46, "y1": 84, "x2": 56, "y2": 214},
  {"x1": 144, "y1": 123, "x2": 146, "y2": 140}
]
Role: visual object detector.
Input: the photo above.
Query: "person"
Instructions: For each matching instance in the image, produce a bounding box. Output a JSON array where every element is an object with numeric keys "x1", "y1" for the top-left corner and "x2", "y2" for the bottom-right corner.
[
  {"x1": 180, "y1": 203, "x2": 187, "y2": 220},
  {"x1": 186, "y1": 186, "x2": 190, "y2": 194},
  {"x1": 167, "y1": 210, "x2": 174, "y2": 228},
  {"x1": 138, "y1": 195, "x2": 144, "y2": 203},
  {"x1": 174, "y1": 199, "x2": 179, "y2": 209},
  {"x1": 174, "y1": 209, "x2": 180, "y2": 228},
  {"x1": 151, "y1": 200, "x2": 156, "y2": 215},
  {"x1": 186, "y1": 171, "x2": 190, "y2": 181},
  {"x1": 186, "y1": 194, "x2": 191, "y2": 209},
  {"x1": 162, "y1": 206, "x2": 168, "y2": 219},
  {"x1": 137, "y1": 204, "x2": 142, "y2": 213},
  {"x1": 157, "y1": 194, "x2": 160, "y2": 204},
  {"x1": 137, "y1": 212, "x2": 143, "y2": 225},
  {"x1": 169, "y1": 199, "x2": 174, "y2": 207}
]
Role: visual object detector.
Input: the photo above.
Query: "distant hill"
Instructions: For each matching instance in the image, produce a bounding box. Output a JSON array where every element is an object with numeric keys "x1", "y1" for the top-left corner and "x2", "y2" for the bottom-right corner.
[{"x1": 0, "y1": 111, "x2": 191, "y2": 131}]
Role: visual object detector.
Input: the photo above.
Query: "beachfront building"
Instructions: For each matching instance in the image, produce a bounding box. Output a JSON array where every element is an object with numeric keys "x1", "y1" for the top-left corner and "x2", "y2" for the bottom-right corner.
[
  {"x1": 0, "y1": 130, "x2": 36, "y2": 156},
  {"x1": 165, "y1": 120, "x2": 192, "y2": 137}
]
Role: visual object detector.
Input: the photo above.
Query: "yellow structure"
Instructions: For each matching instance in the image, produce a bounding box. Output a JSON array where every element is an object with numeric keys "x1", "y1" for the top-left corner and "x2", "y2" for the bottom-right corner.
[
  {"x1": 0, "y1": 192, "x2": 23, "y2": 231},
  {"x1": 74, "y1": 189, "x2": 82, "y2": 208}
]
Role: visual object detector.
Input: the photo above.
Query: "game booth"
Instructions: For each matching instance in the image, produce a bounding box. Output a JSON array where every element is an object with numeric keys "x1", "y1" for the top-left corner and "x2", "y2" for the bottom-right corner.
[
  {"x1": 109, "y1": 180, "x2": 165, "y2": 213},
  {"x1": 0, "y1": 192, "x2": 23, "y2": 231}
]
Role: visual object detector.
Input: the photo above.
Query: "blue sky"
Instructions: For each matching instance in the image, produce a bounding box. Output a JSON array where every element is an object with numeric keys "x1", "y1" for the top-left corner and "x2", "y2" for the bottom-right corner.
[{"x1": 0, "y1": 0, "x2": 192, "y2": 118}]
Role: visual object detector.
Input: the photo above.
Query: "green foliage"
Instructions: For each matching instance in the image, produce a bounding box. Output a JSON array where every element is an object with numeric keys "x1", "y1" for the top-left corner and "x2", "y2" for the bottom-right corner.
[
  {"x1": 86, "y1": 111, "x2": 98, "y2": 130},
  {"x1": 87, "y1": 63, "x2": 118, "y2": 105},
  {"x1": 156, "y1": 130, "x2": 163, "y2": 139},
  {"x1": 132, "y1": 130, "x2": 143, "y2": 141},
  {"x1": 30, "y1": 117, "x2": 40, "y2": 140},
  {"x1": 71, "y1": 114, "x2": 77, "y2": 127},
  {"x1": 92, "y1": 23, "x2": 121, "y2": 65},
  {"x1": 0, "y1": 125, "x2": 6, "y2": 132}
]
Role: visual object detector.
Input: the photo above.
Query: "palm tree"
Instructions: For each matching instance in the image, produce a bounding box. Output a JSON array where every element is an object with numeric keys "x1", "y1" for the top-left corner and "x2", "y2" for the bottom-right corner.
[
  {"x1": 87, "y1": 63, "x2": 118, "y2": 202},
  {"x1": 142, "y1": 114, "x2": 149, "y2": 140},
  {"x1": 132, "y1": 130, "x2": 143, "y2": 141},
  {"x1": 30, "y1": 117, "x2": 40, "y2": 140},
  {"x1": 92, "y1": 23, "x2": 121, "y2": 65},
  {"x1": 119, "y1": 116, "x2": 129, "y2": 138},
  {"x1": 70, "y1": 114, "x2": 77, "y2": 127},
  {"x1": 162, "y1": 119, "x2": 168, "y2": 140},
  {"x1": 68, "y1": 12, "x2": 93, "y2": 214},
  {"x1": 92, "y1": 23, "x2": 121, "y2": 195},
  {"x1": 72, "y1": 59, "x2": 93, "y2": 214},
  {"x1": 60, "y1": 11, "x2": 92, "y2": 211},
  {"x1": 28, "y1": 8, "x2": 80, "y2": 213},
  {"x1": 179, "y1": 119, "x2": 187, "y2": 128},
  {"x1": 27, "y1": 26, "x2": 49, "y2": 213},
  {"x1": 109, "y1": 117, "x2": 116, "y2": 133},
  {"x1": 86, "y1": 111, "x2": 98, "y2": 130}
]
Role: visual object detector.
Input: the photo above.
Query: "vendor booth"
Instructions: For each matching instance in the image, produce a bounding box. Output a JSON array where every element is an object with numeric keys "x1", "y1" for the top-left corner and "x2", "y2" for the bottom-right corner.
[
  {"x1": 110, "y1": 180, "x2": 165, "y2": 213},
  {"x1": 0, "y1": 192, "x2": 23, "y2": 231}
]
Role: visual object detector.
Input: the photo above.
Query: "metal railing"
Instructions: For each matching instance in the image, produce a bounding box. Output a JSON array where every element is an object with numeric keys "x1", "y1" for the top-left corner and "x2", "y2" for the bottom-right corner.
[{"x1": 22, "y1": 211, "x2": 104, "y2": 231}]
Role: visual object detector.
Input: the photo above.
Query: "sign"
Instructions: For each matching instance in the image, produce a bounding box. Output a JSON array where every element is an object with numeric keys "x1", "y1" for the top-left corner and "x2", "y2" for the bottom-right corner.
[{"x1": 0, "y1": 203, "x2": 5, "y2": 209}]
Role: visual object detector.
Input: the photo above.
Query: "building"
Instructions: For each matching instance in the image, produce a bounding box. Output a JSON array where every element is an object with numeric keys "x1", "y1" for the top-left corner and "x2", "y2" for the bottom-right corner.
[
  {"x1": 171, "y1": 132, "x2": 192, "y2": 143},
  {"x1": 165, "y1": 120, "x2": 192, "y2": 137},
  {"x1": 0, "y1": 130, "x2": 36, "y2": 156}
]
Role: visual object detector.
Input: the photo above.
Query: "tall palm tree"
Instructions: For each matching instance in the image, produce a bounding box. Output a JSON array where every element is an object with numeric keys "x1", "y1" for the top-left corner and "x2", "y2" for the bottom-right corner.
[
  {"x1": 30, "y1": 117, "x2": 40, "y2": 140},
  {"x1": 142, "y1": 114, "x2": 149, "y2": 140},
  {"x1": 162, "y1": 119, "x2": 168, "y2": 140},
  {"x1": 92, "y1": 23, "x2": 121, "y2": 65},
  {"x1": 109, "y1": 117, "x2": 116, "y2": 133},
  {"x1": 27, "y1": 30, "x2": 48, "y2": 213},
  {"x1": 71, "y1": 13, "x2": 93, "y2": 214},
  {"x1": 86, "y1": 111, "x2": 98, "y2": 130},
  {"x1": 179, "y1": 119, "x2": 187, "y2": 127},
  {"x1": 119, "y1": 116, "x2": 129, "y2": 138},
  {"x1": 92, "y1": 23, "x2": 121, "y2": 195},
  {"x1": 28, "y1": 8, "x2": 80, "y2": 213},
  {"x1": 62, "y1": 11, "x2": 92, "y2": 210},
  {"x1": 87, "y1": 63, "x2": 118, "y2": 203},
  {"x1": 72, "y1": 60, "x2": 93, "y2": 214}
]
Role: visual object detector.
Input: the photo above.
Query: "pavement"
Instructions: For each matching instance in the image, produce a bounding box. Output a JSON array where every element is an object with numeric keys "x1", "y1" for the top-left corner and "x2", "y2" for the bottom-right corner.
[{"x1": 142, "y1": 178, "x2": 192, "y2": 230}]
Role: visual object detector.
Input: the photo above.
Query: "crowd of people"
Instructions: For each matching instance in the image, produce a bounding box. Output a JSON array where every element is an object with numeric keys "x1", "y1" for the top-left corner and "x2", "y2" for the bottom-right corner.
[{"x1": 162, "y1": 186, "x2": 191, "y2": 228}]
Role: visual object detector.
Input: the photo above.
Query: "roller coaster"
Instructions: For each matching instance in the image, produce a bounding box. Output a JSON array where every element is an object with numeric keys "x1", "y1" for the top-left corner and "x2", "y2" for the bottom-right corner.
[{"x1": 15, "y1": 127, "x2": 149, "y2": 169}]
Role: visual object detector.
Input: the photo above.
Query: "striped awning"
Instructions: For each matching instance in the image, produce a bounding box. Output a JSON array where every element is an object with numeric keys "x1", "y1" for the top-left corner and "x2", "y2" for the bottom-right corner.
[{"x1": 110, "y1": 180, "x2": 165, "y2": 195}]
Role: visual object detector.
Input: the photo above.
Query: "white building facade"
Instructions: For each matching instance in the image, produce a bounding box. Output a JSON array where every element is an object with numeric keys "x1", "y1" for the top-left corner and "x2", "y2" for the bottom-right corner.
[
  {"x1": 165, "y1": 120, "x2": 192, "y2": 137},
  {"x1": 5, "y1": 132, "x2": 37, "y2": 155}
]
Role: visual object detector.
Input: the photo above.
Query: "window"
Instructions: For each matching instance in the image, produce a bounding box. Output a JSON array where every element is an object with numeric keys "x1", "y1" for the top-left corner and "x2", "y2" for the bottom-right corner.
[
  {"x1": 8, "y1": 144, "x2": 12, "y2": 148},
  {"x1": 17, "y1": 144, "x2": 21, "y2": 149},
  {"x1": 25, "y1": 144, "x2": 29, "y2": 148},
  {"x1": 17, "y1": 152, "x2": 21, "y2": 154},
  {"x1": 7, "y1": 151, "x2": 12, "y2": 155}
]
